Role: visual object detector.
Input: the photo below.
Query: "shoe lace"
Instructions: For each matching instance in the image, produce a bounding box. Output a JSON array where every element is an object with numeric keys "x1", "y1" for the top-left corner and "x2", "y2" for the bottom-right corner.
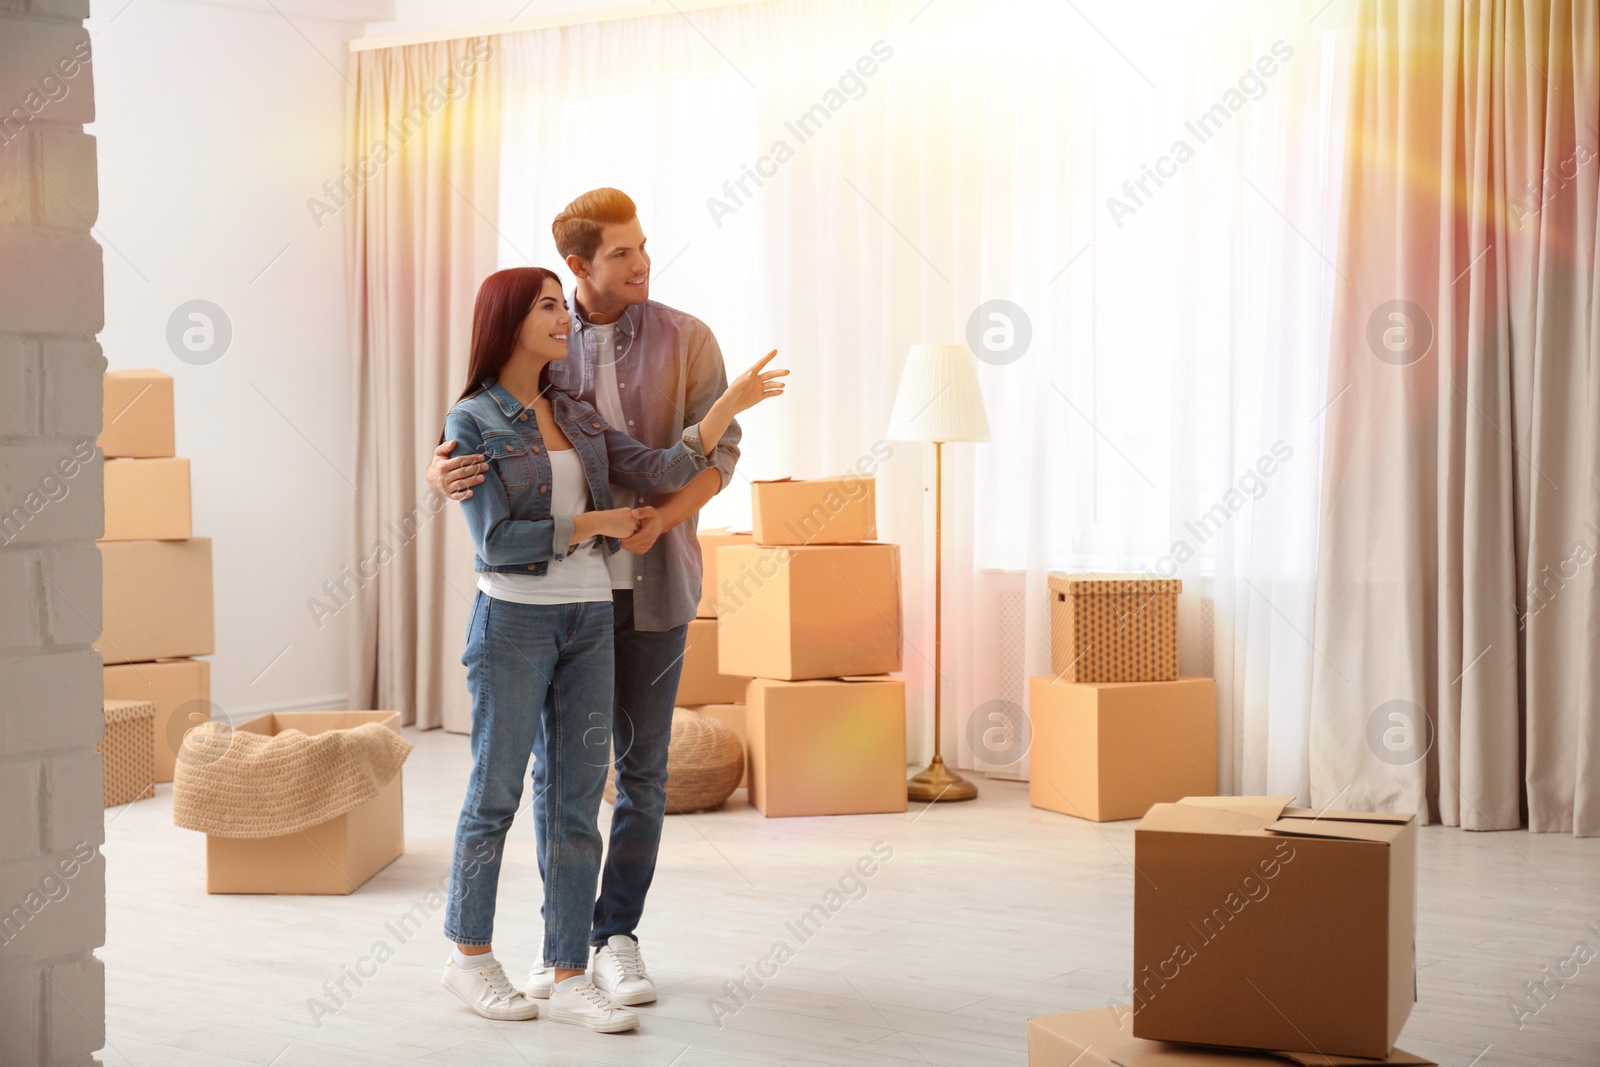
[
  {"x1": 479, "y1": 960, "x2": 520, "y2": 1002},
  {"x1": 609, "y1": 939, "x2": 645, "y2": 979},
  {"x1": 576, "y1": 981, "x2": 617, "y2": 1012}
]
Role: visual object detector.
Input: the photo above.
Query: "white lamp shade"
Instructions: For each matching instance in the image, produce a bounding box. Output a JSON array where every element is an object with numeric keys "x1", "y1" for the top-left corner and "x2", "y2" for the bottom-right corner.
[{"x1": 886, "y1": 343, "x2": 991, "y2": 443}]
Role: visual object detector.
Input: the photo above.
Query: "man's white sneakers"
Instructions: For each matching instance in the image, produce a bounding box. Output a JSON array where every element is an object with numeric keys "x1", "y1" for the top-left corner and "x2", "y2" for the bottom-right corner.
[
  {"x1": 591, "y1": 935, "x2": 657, "y2": 1006},
  {"x1": 547, "y1": 976, "x2": 640, "y2": 1033},
  {"x1": 440, "y1": 957, "x2": 541, "y2": 1021},
  {"x1": 526, "y1": 965, "x2": 555, "y2": 999}
]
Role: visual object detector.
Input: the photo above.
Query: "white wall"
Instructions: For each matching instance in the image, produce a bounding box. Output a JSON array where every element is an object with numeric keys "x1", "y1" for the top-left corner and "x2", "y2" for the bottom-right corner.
[{"x1": 87, "y1": 0, "x2": 362, "y2": 718}]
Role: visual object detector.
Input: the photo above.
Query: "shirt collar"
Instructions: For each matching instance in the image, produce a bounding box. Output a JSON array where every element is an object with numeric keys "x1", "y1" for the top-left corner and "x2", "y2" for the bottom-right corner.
[{"x1": 574, "y1": 300, "x2": 642, "y2": 339}]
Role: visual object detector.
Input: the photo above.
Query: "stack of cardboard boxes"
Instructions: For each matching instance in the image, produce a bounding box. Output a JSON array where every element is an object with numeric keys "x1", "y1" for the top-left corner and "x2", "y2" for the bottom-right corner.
[
  {"x1": 690, "y1": 477, "x2": 907, "y2": 817},
  {"x1": 673, "y1": 527, "x2": 757, "y2": 787},
  {"x1": 97, "y1": 369, "x2": 214, "y2": 795},
  {"x1": 1029, "y1": 795, "x2": 1426, "y2": 1065},
  {"x1": 1027, "y1": 574, "x2": 1215, "y2": 821}
]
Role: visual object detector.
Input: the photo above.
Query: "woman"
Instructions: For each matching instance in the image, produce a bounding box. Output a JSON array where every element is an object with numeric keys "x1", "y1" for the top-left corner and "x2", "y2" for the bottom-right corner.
[{"x1": 439, "y1": 266, "x2": 784, "y2": 1033}]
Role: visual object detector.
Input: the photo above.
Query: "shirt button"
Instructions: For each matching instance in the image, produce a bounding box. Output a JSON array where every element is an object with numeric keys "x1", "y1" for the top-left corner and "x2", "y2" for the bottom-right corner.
[
  {"x1": 526, "y1": 563, "x2": 536, "y2": 570},
  {"x1": 635, "y1": 575, "x2": 643, "y2": 582},
  {"x1": 539, "y1": 485, "x2": 548, "y2": 492},
  {"x1": 531, "y1": 445, "x2": 542, "y2": 453},
  {"x1": 519, "y1": 413, "x2": 528, "y2": 421}
]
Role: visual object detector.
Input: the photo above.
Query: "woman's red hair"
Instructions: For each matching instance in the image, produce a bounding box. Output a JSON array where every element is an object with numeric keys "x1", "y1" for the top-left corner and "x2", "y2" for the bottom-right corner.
[{"x1": 456, "y1": 266, "x2": 564, "y2": 403}]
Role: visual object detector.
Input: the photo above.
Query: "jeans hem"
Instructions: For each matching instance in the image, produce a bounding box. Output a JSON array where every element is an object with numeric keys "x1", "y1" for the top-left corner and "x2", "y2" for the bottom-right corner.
[
  {"x1": 445, "y1": 934, "x2": 492, "y2": 947},
  {"x1": 546, "y1": 960, "x2": 590, "y2": 971}
]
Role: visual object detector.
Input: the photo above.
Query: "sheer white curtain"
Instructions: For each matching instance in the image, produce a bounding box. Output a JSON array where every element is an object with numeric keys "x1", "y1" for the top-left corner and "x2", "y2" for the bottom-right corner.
[{"x1": 493, "y1": 0, "x2": 1350, "y2": 796}]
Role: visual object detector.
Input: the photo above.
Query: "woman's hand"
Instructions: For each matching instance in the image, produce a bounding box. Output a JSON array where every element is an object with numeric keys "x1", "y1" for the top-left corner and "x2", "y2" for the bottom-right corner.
[
  {"x1": 574, "y1": 508, "x2": 640, "y2": 541},
  {"x1": 716, "y1": 350, "x2": 788, "y2": 416}
]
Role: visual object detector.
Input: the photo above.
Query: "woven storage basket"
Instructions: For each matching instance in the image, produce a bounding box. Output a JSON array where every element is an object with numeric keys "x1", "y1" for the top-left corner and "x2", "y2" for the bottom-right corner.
[
  {"x1": 1048, "y1": 573, "x2": 1181, "y2": 682},
  {"x1": 98, "y1": 698, "x2": 156, "y2": 807},
  {"x1": 604, "y1": 708, "x2": 744, "y2": 813}
]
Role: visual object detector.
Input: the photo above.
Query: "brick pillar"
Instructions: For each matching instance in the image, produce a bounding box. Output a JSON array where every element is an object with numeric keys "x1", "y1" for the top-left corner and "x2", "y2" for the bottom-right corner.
[{"x1": 0, "y1": 1, "x2": 108, "y2": 1064}]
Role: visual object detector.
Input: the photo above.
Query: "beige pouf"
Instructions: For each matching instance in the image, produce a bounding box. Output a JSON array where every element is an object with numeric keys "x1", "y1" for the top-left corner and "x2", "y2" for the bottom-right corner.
[{"x1": 604, "y1": 708, "x2": 744, "y2": 813}]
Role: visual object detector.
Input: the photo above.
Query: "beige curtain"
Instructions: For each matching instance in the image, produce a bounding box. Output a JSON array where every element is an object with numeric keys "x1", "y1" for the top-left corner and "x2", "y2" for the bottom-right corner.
[
  {"x1": 1311, "y1": 0, "x2": 1599, "y2": 834},
  {"x1": 346, "y1": 38, "x2": 503, "y2": 732}
]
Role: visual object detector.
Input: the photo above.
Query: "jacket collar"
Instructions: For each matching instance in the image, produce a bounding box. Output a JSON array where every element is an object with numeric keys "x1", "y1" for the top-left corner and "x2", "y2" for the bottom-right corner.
[{"x1": 484, "y1": 377, "x2": 593, "y2": 427}]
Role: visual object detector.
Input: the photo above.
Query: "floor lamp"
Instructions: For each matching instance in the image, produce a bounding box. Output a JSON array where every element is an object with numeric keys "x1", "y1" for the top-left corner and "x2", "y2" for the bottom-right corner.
[{"x1": 887, "y1": 343, "x2": 991, "y2": 803}]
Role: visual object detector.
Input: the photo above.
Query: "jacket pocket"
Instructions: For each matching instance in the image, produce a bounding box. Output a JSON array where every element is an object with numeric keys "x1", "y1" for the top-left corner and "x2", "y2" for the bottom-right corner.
[{"x1": 480, "y1": 431, "x2": 531, "y2": 491}]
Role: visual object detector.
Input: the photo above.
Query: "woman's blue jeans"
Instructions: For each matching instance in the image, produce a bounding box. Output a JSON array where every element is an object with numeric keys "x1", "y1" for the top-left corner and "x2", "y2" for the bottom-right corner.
[{"x1": 443, "y1": 590, "x2": 614, "y2": 971}]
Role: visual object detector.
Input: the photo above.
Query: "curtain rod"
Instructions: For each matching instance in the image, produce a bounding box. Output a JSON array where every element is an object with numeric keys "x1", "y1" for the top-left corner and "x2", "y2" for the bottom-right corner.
[{"x1": 349, "y1": 0, "x2": 772, "y2": 52}]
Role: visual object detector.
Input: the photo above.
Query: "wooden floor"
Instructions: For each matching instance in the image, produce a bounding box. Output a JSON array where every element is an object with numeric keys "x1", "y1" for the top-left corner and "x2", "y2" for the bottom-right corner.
[{"x1": 99, "y1": 726, "x2": 1600, "y2": 1066}]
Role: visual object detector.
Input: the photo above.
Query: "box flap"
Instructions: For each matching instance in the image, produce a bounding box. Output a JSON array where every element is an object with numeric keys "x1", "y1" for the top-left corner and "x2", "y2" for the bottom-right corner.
[
  {"x1": 1264, "y1": 818, "x2": 1409, "y2": 844},
  {"x1": 751, "y1": 477, "x2": 797, "y2": 484},
  {"x1": 1136, "y1": 802, "x2": 1279, "y2": 836},
  {"x1": 1029, "y1": 1010, "x2": 1434, "y2": 1067},
  {"x1": 1280, "y1": 807, "x2": 1415, "y2": 824},
  {"x1": 1176, "y1": 795, "x2": 1295, "y2": 820},
  {"x1": 1273, "y1": 1048, "x2": 1434, "y2": 1066}
]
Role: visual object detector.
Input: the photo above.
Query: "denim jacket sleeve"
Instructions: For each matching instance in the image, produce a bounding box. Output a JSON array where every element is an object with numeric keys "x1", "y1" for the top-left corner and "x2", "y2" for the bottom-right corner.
[
  {"x1": 683, "y1": 319, "x2": 740, "y2": 492},
  {"x1": 600, "y1": 419, "x2": 713, "y2": 494},
  {"x1": 445, "y1": 408, "x2": 577, "y2": 566}
]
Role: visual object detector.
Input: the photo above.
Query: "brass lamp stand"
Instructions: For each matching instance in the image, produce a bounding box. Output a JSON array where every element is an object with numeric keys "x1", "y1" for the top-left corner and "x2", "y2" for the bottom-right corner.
[
  {"x1": 906, "y1": 440, "x2": 977, "y2": 802},
  {"x1": 886, "y1": 343, "x2": 991, "y2": 804}
]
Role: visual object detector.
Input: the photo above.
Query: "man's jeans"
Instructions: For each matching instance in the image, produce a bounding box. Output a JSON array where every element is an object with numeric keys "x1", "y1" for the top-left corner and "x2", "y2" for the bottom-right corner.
[
  {"x1": 444, "y1": 591, "x2": 614, "y2": 971},
  {"x1": 533, "y1": 589, "x2": 686, "y2": 948}
]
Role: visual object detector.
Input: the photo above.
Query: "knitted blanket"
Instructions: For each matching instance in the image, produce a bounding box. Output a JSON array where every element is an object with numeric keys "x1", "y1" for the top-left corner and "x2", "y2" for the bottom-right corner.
[{"x1": 172, "y1": 720, "x2": 412, "y2": 838}]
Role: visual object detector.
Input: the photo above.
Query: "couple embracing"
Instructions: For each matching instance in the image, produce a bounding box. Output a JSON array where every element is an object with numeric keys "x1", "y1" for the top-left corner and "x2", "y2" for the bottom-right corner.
[{"x1": 427, "y1": 188, "x2": 785, "y2": 1033}]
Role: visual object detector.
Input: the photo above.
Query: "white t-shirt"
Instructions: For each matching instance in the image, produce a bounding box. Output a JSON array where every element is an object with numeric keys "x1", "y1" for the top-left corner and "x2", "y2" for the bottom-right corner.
[
  {"x1": 590, "y1": 321, "x2": 636, "y2": 590},
  {"x1": 477, "y1": 445, "x2": 611, "y2": 605}
]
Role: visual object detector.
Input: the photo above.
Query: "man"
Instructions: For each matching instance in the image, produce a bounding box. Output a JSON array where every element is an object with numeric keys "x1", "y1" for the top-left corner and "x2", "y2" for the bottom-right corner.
[{"x1": 428, "y1": 187, "x2": 743, "y2": 1008}]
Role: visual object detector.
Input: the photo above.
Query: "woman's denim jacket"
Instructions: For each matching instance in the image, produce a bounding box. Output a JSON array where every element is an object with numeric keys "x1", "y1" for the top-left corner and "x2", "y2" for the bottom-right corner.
[{"x1": 444, "y1": 377, "x2": 712, "y2": 575}]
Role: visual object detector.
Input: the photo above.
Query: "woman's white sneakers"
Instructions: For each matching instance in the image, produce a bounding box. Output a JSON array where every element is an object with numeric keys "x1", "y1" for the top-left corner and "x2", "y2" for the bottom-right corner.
[
  {"x1": 591, "y1": 935, "x2": 658, "y2": 1005},
  {"x1": 440, "y1": 957, "x2": 542, "y2": 1021},
  {"x1": 447, "y1": 956, "x2": 639, "y2": 1033},
  {"x1": 547, "y1": 976, "x2": 640, "y2": 1033}
]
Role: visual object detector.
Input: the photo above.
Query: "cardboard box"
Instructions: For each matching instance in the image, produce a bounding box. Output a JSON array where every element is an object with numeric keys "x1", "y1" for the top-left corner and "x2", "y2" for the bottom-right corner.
[
  {"x1": 717, "y1": 544, "x2": 901, "y2": 680},
  {"x1": 97, "y1": 699, "x2": 155, "y2": 807},
  {"x1": 751, "y1": 477, "x2": 876, "y2": 545},
  {"x1": 1132, "y1": 796, "x2": 1417, "y2": 1059},
  {"x1": 206, "y1": 711, "x2": 405, "y2": 895},
  {"x1": 1027, "y1": 676, "x2": 1215, "y2": 822},
  {"x1": 746, "y1": 677, "x2": 907, "y2": 817},
  {"x1": 1048, "y1": 573, "x2": 1180, "y2": 682},
  {"x1": 103, "y1": 658, "x2": 212, "y2": 784},
  {"x1": 97, "y1": 538, "x2": 214, "y2": 665},
  {"x1": 696, "y1": 527, "x2": 754, "y2": 617},
  {"x1": 100, "y1": 369, "x2": 175, "y2": 458},
  {"x1": 101, "y1": 457, "x2": 191, "y2": 541},
  {"x1": 1028, "y1": 1007, "x2": 1434, "y2": 1066},
  {"x1": 686, "y1": 703, "x2": 747, "y2": 787},
  {"x1": 677, "y1": 618, "x2": 751, "y2": 705}
]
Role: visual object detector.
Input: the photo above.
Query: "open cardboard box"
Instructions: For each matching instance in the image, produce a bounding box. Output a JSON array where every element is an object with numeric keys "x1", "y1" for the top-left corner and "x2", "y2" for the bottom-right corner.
[
  {"x1": 1133, "y1": 797, "x2": 1417, "y2": 1059},
  {"x1": 1029, "y1": 1007, "x2": 1435, "y2": 1066},
  {"x1": 204, "y1": 711, "x2": 405, "y2": 895}
]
